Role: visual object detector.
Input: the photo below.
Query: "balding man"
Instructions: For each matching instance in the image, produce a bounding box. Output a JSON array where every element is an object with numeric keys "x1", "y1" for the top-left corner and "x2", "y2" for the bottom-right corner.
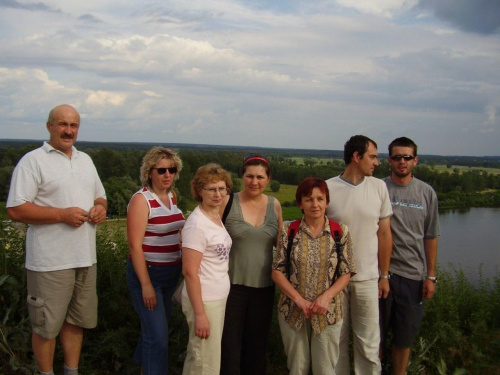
[{"x1": 7, "y1": 104, "x2": 107, "y2": 375}]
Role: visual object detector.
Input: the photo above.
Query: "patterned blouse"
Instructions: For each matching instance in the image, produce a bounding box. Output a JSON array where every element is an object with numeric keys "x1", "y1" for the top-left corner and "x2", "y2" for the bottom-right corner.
[{"x1": 272, "y1": 217, "x2": 355, "y2": 335}]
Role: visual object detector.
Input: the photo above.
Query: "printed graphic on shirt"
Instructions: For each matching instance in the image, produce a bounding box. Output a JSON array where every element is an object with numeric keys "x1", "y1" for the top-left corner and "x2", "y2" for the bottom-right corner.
[
  {"x1": 216, "y1": 243, "x2": 230, "y2": 260},
  {"x1": 390, "y1": 196, "x2": 423, "y2": 210}
]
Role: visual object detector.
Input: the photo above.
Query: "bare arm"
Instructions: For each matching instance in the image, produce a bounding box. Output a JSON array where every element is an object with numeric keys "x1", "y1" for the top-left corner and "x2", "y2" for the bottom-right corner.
[
  {"x1": 422, "y1": 237, "x2": 438, "y2": 300},
  {"x1": 183, "y1": 248, "x2": 210, "y2": 339},
  {"x1": 127, "y1": 193, "x2": 157, "y2": 310},
  {"x1": 7, "y1": 202, "x2": 89, "y2": 227},
  {"x1": 272, "y1": 269, "x2": 312, "y2": 319},
  {"x1": 273, "y1": 198, "x2": 283, "y2": 247},
  {"x1": 377, "y1": 217, "x2": 393, "y2": 298}
]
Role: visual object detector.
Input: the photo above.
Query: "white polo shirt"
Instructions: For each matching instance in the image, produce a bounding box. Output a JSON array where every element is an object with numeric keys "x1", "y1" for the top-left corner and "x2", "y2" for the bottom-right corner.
[{"x1": 7, "y1": 142, "x2": 106, "y2": 272}]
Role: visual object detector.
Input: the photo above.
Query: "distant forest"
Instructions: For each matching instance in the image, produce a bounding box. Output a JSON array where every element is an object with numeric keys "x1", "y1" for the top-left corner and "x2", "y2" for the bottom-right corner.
[{"x1": 1, "y1": 139, "x2": 499, "y2": 215}]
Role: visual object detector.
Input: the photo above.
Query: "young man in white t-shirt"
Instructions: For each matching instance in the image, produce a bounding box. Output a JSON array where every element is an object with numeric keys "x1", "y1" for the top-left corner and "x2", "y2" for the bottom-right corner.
[{"x1": 326, "y1": 135, "x2": 393, "y2": 375}]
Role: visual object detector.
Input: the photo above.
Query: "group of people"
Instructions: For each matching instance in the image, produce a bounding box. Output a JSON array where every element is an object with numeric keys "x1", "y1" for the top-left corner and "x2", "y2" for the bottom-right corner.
[{"x1": 6, "y1": 104, "x2": 439, "y2": 375}]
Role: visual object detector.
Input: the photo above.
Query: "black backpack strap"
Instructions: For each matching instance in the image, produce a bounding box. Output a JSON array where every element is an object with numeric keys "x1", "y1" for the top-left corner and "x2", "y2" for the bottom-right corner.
[
  {"x1": 221, "y1": 192, "x2": 234, "y2": 224},
  {"x1": 330, "y1": 222, "x2": 348, "y2": 283}
]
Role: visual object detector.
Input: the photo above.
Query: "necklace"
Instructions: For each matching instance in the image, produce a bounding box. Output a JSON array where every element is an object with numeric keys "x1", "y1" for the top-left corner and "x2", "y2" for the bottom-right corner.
[{"x1": 201, "y1": 207, "x2": 220, "y2": 222}]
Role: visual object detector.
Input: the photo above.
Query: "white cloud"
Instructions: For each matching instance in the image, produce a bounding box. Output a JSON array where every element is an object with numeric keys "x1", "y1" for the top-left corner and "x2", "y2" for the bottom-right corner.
[
  {"x1": 335, "y1": 0, "x2": 417, "y2": 18},
  {"x1": 0, "y1": 0, "x2": 499, "y2": 155}
]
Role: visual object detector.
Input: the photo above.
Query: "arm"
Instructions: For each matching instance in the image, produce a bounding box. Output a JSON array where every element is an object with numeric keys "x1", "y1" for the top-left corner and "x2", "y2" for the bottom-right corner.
[
  {"x1": 422, "y1": 237, "x2": 438, "y2": 300},
  {"x1": 272, "y1": 270, "x2": 312, "y2": 319},
  {"x1": 183, "y1": 248, "x2": 210, "y2": 339},
  {"x1": 273, "y1": 198, "x2": 283, "y2": 247},
  {"x1": 7, "y1": 202, "x2": 89, "y2": 227},
  {"x1": 377, "y1": 217, "x2": 393, "y2": 298},
  {"x1": 89, "y1": 197, "x2": 107, "y2": 224},
  {"x1": 310, "y1": 273, "x2": 351, "y2": 315},
  {"x1": 127, "y1": 194, "x2": 157, "y2": 310}
]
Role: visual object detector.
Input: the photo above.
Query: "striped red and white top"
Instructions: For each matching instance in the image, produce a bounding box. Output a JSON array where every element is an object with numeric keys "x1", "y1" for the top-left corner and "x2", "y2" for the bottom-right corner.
[{"x1": 134, "y1": 187, "x2": 185, "y2": 266}]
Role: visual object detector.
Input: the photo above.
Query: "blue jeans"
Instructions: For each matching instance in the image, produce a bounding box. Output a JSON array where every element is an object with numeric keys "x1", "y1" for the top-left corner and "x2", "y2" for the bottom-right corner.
[{"x1": 126, "y1": 259, "x2": 181, "y2": 375}]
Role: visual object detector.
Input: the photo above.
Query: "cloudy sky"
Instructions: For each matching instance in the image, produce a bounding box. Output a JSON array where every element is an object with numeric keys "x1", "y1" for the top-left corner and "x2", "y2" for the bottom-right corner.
[{"x1": 1, "y1": 0, "x2": 499, "y2": 156}]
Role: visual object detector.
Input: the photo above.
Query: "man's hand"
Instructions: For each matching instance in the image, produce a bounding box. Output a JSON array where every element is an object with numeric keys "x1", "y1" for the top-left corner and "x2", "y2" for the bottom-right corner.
[
  {"x1": 378, "y1": 278, "x2": 390, "y2": 298},
  {"x1": 89, "y1": 204, "x2": 107, "y2": 224},
  {"x1": 62, "y1": 207, "x2": 89, "y2": 227},
  {"x1": 422, "y1": 279, "x2": 436, "y2": 300}
]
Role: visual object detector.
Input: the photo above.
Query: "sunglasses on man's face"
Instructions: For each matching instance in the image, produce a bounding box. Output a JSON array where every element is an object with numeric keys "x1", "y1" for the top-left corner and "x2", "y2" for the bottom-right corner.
[
  {"x1": 390, "y1": 155, "x2": 415, "y2": 162},
  {"x1": 153, "y1": 167, "x2": 178, "y2": 175}
]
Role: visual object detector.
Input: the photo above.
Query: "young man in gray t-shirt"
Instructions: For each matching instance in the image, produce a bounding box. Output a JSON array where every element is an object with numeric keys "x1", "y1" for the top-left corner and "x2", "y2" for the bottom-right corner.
[{"x1": 379, "y1": 137, "x2": 440, "y2": 375}]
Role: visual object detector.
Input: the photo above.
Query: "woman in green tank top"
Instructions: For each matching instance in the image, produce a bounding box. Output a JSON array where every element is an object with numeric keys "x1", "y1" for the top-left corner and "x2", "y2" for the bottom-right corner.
[{"x1": 219, "y1": 153, "x2": 283, "y2": 375}]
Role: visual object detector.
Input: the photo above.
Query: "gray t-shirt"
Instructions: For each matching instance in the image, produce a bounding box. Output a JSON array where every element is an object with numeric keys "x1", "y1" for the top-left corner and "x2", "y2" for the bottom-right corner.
[{"x1": 384, "y1": 176, "x2": 440, "y2": 280}]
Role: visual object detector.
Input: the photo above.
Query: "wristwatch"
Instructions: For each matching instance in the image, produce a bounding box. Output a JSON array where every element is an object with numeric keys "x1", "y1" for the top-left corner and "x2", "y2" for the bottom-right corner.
[
  {"x1": 427, "y1": 276, "x2": 437, "y2": 283},
  {"x1": 379, "y1": 274, "x2": 390, "y2": 280}
]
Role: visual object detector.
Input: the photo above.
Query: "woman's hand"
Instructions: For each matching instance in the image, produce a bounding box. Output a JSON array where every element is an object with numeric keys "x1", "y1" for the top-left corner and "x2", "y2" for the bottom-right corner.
[
  {"x1": 195, "y1": 312, "x2": 210, "y2": 339},
  {"x1": 142, "y1": 283, "x2": 157, "y2": 311},
  {"x1": 310, "y1": 293, "x2": 330, "y2": 316},
  {"x1": 295, "y1": 296, "x2": 313, "y2": 319}
]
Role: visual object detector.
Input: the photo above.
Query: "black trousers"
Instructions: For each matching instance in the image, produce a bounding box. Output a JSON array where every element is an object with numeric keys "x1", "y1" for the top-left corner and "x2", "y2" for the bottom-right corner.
[{"x1": 220, "y1": 284, "x2": 275, "y2": 375}]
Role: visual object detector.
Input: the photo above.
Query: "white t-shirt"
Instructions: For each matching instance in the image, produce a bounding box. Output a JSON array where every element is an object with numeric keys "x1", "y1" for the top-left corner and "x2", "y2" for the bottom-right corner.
[
  {"x1": 6, "y1": 142, "x2": 106, "y2": 272},
  {"x1": 181, "y1": 206, "x2": 232, "y2": 301},
  {"x1": 326, "y1": 175, "x2": 392, "y2": 281}
]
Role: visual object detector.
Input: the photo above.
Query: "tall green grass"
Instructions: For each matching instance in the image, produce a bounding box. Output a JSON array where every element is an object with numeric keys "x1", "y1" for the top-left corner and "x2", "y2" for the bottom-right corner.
[{"x1": 1, "y1": 221, "x2": 499, "y2": 374}]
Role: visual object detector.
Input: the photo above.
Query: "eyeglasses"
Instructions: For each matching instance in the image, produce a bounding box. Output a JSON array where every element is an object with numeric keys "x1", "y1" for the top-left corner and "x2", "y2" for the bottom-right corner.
[
  {"x1": 153, "y1": 167, "x2": 178, "y2": 175},
  {"x1": 244, "y1": 153, "x2": 270, "y2": 165},
  {"x1": 202, "y1": 187, "x2": 228, "y2": 195},
  {"x1": 390, "y1": 155, "x2": 415, "y2": 162}
]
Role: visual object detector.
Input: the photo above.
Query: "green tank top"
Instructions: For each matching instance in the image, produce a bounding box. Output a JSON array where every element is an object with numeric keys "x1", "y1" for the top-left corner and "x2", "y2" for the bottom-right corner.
[{"x1": 224, "y1": 193, "x2": 279, "y2": 288}]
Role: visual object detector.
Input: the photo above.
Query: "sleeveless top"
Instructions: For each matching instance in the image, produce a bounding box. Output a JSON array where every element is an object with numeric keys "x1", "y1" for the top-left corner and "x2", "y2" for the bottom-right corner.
[
  {"x1": 131, "y1": 187, "x2": 185, "y2": 266},
  {"x1": 224, "y1": 193, "x2": 278, "y2": 287}
]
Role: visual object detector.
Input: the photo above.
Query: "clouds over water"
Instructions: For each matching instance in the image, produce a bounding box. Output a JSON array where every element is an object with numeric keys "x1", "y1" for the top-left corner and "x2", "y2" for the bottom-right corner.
[{"x1": 0, "y1": 0, "x2": 499, "y2": 155}]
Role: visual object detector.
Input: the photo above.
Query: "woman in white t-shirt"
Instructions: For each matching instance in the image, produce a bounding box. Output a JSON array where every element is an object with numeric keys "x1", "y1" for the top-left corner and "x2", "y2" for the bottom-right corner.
[{"x1": 181, "y1": 163, "x2": 233, "y2": 375}]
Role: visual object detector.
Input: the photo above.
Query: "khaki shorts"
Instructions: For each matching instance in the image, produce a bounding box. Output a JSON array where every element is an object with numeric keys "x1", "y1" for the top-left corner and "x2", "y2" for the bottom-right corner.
[{"x1": 26, "y1": 264, "x2": 98, "y2": 339}]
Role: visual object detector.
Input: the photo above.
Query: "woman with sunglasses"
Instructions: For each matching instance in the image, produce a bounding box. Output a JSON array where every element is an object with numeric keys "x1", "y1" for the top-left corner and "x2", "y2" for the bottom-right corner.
[
  {"x1": 220, "y1": 153, "x2": 283, "y2": 375},
  {"x1": 181, "y1": 163, "x2": 233, "y2": 374},
  {"x1": 126, "y1": 147, "x2": 184, "y2": 375}
]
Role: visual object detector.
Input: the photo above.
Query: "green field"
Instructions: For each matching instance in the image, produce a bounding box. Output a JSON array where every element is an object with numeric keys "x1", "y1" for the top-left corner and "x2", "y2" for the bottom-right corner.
[{"x1": 432, "y1": 164, "x2": 500, "y2": 175}]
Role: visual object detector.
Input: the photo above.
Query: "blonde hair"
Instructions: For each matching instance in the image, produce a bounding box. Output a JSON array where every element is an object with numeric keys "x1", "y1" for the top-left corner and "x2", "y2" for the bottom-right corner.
[
  {"x1": 190, "y1": 163, "x2": 233, "y2": 202},
  {"x1": 140, "y1": 147, "x2": 183, "y2": 189}
]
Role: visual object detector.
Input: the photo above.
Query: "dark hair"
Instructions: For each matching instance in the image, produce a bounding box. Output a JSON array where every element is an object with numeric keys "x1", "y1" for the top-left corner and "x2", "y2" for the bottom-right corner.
[
  {"x1": 295, "y1": 177, "x2": 330, "y2": 206},
  {"x1": 388, "y1": 137, "x2": 418, "y2": 156},
  {"x1": 344, "y1": 135, "x2": 377, "y2": 165},
  {"x1": 241, "y1": 153, "x2": 271, "y2": 177}
]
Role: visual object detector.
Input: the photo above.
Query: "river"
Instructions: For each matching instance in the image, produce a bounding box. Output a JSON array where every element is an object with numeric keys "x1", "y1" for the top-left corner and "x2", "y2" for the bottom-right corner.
[{"x1": 438, "y1": 207, "x2": 500, "y2": 282}]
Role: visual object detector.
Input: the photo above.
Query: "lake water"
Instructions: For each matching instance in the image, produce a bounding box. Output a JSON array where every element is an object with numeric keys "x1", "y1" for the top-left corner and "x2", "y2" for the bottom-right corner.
[{"x1": 438, "y1": 207, "x2": 500, "y2": 282}]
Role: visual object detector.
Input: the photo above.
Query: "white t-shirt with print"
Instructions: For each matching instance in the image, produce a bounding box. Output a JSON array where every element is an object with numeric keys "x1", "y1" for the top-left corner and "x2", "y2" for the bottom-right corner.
[{"x1": 181, "y1": 206, "x2": 232, "y2": 301}]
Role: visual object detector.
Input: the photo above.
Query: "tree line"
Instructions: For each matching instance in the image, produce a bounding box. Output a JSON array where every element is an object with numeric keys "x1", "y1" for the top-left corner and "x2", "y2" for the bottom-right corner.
[{"x1": 1, "y1": 142, "x2": 499, "y2": 216}]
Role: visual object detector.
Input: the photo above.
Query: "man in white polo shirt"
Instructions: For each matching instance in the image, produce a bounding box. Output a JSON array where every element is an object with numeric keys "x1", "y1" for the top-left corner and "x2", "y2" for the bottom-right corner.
[
  {"x1": 7, "y1": 104, "x2": 107, "y2": 375},
  {"x1": 326, "y1": 135, "x2": 393, "y2": 375}
]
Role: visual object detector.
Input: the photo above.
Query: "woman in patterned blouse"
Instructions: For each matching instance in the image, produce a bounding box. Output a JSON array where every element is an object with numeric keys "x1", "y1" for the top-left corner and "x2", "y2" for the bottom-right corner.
[{"x1": 272, "y1": 177, "x2": 356, "y2": 375}]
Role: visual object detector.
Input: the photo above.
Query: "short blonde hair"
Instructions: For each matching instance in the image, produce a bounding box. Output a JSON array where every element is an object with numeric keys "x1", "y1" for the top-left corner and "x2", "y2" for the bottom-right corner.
[
  {"x1": 190, "y1": 163, "x2": 233, "y2": 202},
  {"x1": 140, "y1": 147, "x2": 183, "y2": 189}
]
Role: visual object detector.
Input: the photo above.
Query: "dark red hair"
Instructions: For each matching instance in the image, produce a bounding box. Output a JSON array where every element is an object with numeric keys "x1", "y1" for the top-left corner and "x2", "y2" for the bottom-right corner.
[{"x1": 295, "y1": 177, "x2": 330, "y2": 205}]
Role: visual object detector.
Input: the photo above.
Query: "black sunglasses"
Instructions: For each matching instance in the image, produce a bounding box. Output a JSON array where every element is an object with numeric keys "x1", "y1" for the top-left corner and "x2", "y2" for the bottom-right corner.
[
  {"x1": 390, "y1": 155, "x2": 415, "y2": 162},
  {"x1": 153, "y1": 167, "x2": 178, "y2": 175}
]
